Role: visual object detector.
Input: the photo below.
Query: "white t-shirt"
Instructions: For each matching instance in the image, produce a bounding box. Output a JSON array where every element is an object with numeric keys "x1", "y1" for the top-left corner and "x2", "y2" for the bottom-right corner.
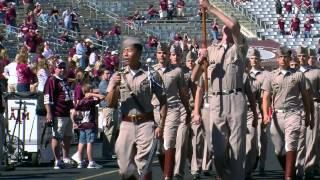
[
  {"x1": 3, "y1": 62, "x2": 18, "y2": 84},
  {"x1": 42, "y1": 48, "x2": 54, "y2": 59},
  {"x1": 89, "y1": 52, "x2": 97, "y2": 66},
  {"x1": 37, "y1": 69, "x2": 49, "y2": 92}
]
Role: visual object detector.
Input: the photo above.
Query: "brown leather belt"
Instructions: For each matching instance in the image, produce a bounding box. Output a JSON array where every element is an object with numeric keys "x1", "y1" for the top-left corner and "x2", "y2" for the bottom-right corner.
[{"x1": 122, "y1": 112, "x2": 154, "y2": 123}]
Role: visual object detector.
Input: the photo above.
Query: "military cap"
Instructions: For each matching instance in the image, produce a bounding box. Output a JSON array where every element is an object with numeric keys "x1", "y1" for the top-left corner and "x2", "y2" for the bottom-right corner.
[
  {"x1": 247, "y1": 48, "x2": 261, "y2": 58},
  {"x1": 122, "y1": 36, "x2": 142, "y2": 48},
  {"x1": 296, "y1": 46, "x2": 308, "y2": 55},
  {"x1": 308, "y1": 48, "x2": 316, "y2": 56},
  {"x1": 170, "y1": 45, "x2": 182, "y2": 55},
  {"x1": 276, "y1": 45, "x2": 291, "y2": 56},
  {"x1": 157, "y1": 42, "x2": 169, "y2": 52},
  {"x1": 186, "y1": 51, "x2": 198, "y2": 61}
]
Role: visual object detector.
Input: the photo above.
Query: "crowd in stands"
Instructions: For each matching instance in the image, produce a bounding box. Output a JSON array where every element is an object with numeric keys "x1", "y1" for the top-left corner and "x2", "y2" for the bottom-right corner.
[{"x1": 277, "y1": 0, "x2": 320, "y2": 38}]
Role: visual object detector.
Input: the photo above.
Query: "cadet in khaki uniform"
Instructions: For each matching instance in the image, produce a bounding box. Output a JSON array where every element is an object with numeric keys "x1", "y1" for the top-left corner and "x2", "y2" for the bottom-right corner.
[
  {"x1": 297, "y1": 46, "x2": 320, "y2": 179},
  {"x1": 307, "y1": 48, "x2": 318, "y2": 68},
  {"x1": 106, "y1": 37, "x2": 168, "y2": 180},
  {"x1": 262, "y1": 46, "x2": 313, "y2": 180},
  {"x1": 245, "y1": 48, "x2": 269, "y2": 177},
  {"x1": 152, "y1": 43, "x2": 191, "y2": 180},
  {"x1": 193, "y1": 0, "x2": 249, "y2": 179}
]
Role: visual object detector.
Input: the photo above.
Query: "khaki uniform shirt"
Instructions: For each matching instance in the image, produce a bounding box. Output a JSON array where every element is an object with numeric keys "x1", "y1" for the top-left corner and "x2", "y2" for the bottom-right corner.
[
  {"x1": 299, "y1": 66, "x2": 320, "y2": 99},
  {"x1": 108, "y1": 65, "x2": 165, "y2": 116},
  {"x1": 207, "y1": 38, "x2": 248, "y2": 92},
  {"x1": 261, "y1": 68, "x2": 307, "y2": 110},
  {"x1": 182, "y1": 66, "x2": 195, "y2": 108},
  {"x1": 249, "y1": 69, "x2": 270, "y2": 103},
  {"x1": 152, "y1": 64, "x2": 187, "y2": 106}
]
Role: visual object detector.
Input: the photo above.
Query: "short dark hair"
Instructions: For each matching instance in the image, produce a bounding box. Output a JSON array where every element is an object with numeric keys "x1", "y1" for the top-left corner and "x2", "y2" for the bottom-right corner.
[{"x1": 133, "y1": 44, "x2": 143, "y2": 54}]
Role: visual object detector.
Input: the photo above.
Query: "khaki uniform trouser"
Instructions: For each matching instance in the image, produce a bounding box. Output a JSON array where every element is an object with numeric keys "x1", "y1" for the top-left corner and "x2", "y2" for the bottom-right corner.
[
  {"x1": 210, "y1": 93, "x2": 247, "y2": 180},
  {"x1": 115, "y1": 121, "x2": 154, "y2": 178},
  {"x1": 257, "y1": 113, "x2": 268, "y2": 170},
  {"x1": 295, "y1": 116, "x2": 306, "y2": 177},
  {"x1": 304, "y1": 102, "x2": 320, "y2": 173},
  {"x1": 7, "y1": 84, "x2": 16, "y2": 93},
  {"x1": 190, "y1": 106, "x2": 212, "y2": 174},
  {"x1": 245, "y1": 110, "x2": 259, "y2": 176},
  {"x1": 270, "y1": 111, "x2": 302, "y2": 155},
  {"x1": 102, "y1": 108, "x2": 118, "y2": 157},
  {"x1": 154, "y1": 103, "x2": 189, "y2": 177}
]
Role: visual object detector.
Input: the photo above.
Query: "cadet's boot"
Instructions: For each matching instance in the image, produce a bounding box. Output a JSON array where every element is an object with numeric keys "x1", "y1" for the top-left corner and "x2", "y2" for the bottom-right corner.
[
  {"x1": 158, "y1": 154, "x2": 165, "y2": 172},
  {"x1": 276, "y1": 154, "x2": 286, "y2": 170},
  {"x1": 163, "y1": 148, "x2": 175, "y2": 180},
  {"x1": 144, "y1": 171, "x2": 152, "y2": 180},
  {"x1": 284, "y1": 151, "x2": 297, "y2": 180}
]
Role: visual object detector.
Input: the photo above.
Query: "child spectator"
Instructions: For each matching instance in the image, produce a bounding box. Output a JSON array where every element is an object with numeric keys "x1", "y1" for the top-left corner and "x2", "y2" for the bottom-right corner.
[
  {"x1": 304, "y1": 19, "x2": 312, "y2": 38},
  {"x1": 71, "y1": 84, "x2": 105, "y2": 169},
  {"x1": 285, "y1": 0, "x2": 293, "y2": 14},
  {"x1": 147, "y1": 5, "x2": 158, "y2": 20}
]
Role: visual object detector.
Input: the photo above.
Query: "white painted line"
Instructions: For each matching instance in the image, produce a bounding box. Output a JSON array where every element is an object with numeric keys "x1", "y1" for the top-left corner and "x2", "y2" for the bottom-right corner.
[{"x1": 77, "y1": 169, "x2": 118, "y2": 180}]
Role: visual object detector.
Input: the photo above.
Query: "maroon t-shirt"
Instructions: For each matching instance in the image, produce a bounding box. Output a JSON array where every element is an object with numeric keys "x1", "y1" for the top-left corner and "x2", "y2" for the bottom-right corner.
[
  {"x1": 44, "y1": 75, "x2": 74, "y2": 117},
  {"x1": 305, "y1": 0, "x2": 311, "y2": 7},
  {"x1": 278, "y1": 19, "x2": 285, "y2": 30},
  {"x1": 74, "y1": 83, "x2": 84, "y2": 105},
  {"x1": 295, "y1": 0, "x2": 302, "y2": 6},
  {"x1": 291, "y1": 18, "x2": 300, "y2": 31},
  {"x1": 177, "y1": 0, "x2": 185, "y2": 8},
  {"x1": 25, "y1": 33, "x2": 37, "y2": 53},
  {"x1": 75, "y1": 97, "x2": 100, "y2": 129},
  {"x1": 16, "y1": 63, "x2": 34, "y2": 84},
  {"x1": 285, "y1": 1, "x2": 293, "y2": 11},
  {"x1": 160, "y1": 0, "x2": 168, "y2": 10},
  {"x1": 304, "y1": 22, "x2": 312, "y2": 31}
]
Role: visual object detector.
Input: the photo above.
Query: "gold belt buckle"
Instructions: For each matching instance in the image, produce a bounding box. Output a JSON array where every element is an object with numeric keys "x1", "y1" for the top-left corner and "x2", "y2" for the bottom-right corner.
[{"x1": 131, "y1": 115, "x2": 138, "y2": 123}]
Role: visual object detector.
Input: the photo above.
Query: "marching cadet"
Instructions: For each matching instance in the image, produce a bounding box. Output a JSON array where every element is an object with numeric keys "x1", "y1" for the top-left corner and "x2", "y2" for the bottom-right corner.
[
  {"x1": 245, "y1": 48, "x2": 269, "y2": 177},
  {"x1": 192, "y1": 0, "x2": 249, "y2": 179},
  {"x1": 297, "y1": 46, "x2": 320, "y2": 179},
  {"x1": 106, "y1": 37, "x2": 168, "y2": 180},
  {"x1": 152, "y1": 42, "x2": 191, "y2": 180},
  {"x1": 307, "y1": 48, "x2": 318, "y2": 68},
  {"x1": 289, "y1": 57, "x2": 300, "y2": 70},
  {"x1": 262, "y1": 46, "x2": 313, "y2": 180}
]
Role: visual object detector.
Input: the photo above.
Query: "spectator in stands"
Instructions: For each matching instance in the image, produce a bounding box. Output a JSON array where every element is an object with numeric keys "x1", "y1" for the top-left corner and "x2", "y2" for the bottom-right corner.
[
  {"x1": 16, "y1": 53, "x2": 34, "y2": 92},
  {"x1": 73, "y1": 70, "x2": 87, "y2": 105},
  {"x1": 95, "y1": 27, "x2": 104, "y2": 43},
  {"x1": 49, "y1": 6, "x2": 59, "y2": 29},
  {"x1": 0, "y1": 0, "x2": 6, "y2": 24},
  {"x1": 27, "y1": 16, "x2": 38, "y2": 30},
  {"x1": 167, "y1": 0, "x2": 175, "y2": 20},
  {"x1": 304, "y1": 19, "x2": 312, "y2": 38},
  {"x1": 62, "y1": 7, "x2": 72, "y2": 30},
  {"x1": 159, "y1": 0, "x2": 168, "y2": 19},
  {"x1": 285, "y1": 0, "x2": 293, "y2": 14},
  {"x1": 306, "y1": 12, "x2": 316, "y2": 23},
  {"x1": 71, "y1": 9, "x2": 80, "y2": 33},
  {"x1": 147, "y1": 35, "x2": 158, "y2": 48},
  {"x1": 275, "y1": 0, "x2": 282, "y2": 15},
  {"x1": 76, "y1": 39, "x2": 87, "y2": 70},
  {"x1": 33, "y1": 3, "x2": 43, "y2": 20},
  {"x1": 22, "y1": 0, "x2": 34, "y2": 15},
  {"x1": 147, "y1": 5, "x2": 158, "y2": 20},
  {"x1": 176, "y1": 0, "x2": 185, "y2": 17},
  {"x1": 44, "y1": 59, "x2": 74, "y2": 170},
  {"x1": 20, "y1": 19, "x2": 29, "y2": 37},
  {"x1": 109, "y1": 50, "x2": 119, "y2": 70},
  {"x1": 72, "y1": 84, "x2": 104, "y2": 169},
  {"x1": 42, "y1": 41, "x2": 54, "y2": 59},
  {"x1": 60, "y1": 30, "x2": 73, "y2": 43},
  {"x1": 210, "y1": 18, "x2": 219, "y2": 42},
  {"x1": 36, "y1": 58, "x2": 49, "y2": 92},
  {"x1": 3, "y1": 54, "x2": 18, "y2": 92},
  {"x1": 290, "y1": 14, "x2": 300, "y2": 37},
  {"x1": 4, "y1": 2, "x2": 16, "y2": 36},
  {"x1": 89, "y1": 47, "x2": 98, "y2": 67},
  {"x1": 24, "y1": 29, "x2": 38, "y2": 59},
  {"x1": 0, "y1": 42, "x2": 8, "y2": 66},
  {"x1": 26, "y1": 10, "x2": 36, "y2": 23},
  {"x1": 294, "y1": 0, "x2": 302, "y2": 14},
  {"x1": 315, "y1": 0, "x2": 320, "y2": 13}
]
